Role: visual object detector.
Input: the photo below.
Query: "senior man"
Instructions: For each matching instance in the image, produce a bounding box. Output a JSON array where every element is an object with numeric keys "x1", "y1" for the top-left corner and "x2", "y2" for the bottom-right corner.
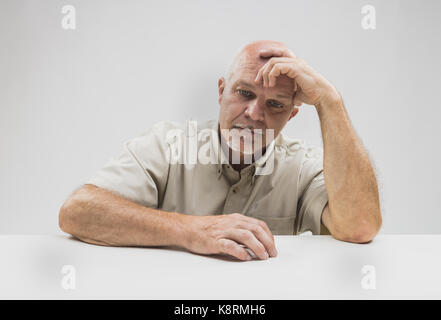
[{"x1": 59, "y1": 40, "x2": 382, "y2": 261}]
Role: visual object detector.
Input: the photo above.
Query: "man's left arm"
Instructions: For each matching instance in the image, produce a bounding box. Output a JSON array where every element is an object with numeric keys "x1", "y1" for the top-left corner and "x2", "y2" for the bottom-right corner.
[
  {"x1": 316, "y1": 94, "x2": 382, "y2": 243},
  {"x1": 255, "y1": 49, "x2": 382, "y2": 243}
]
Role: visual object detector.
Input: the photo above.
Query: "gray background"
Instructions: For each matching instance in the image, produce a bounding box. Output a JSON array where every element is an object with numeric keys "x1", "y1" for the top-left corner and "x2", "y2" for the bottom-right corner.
[{"x1": 1, "y1": 0, "x2": 440, "y2": 235}]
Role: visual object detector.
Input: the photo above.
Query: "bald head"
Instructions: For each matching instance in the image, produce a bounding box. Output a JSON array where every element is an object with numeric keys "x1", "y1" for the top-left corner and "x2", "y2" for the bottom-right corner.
[{"x1": 225, "y1": 40, "x2": 295, "y2": 83}]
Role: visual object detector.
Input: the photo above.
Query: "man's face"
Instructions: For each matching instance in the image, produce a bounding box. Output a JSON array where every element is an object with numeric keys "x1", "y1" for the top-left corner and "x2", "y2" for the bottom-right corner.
[{"x1": 218, "y1": 57, "x2": 298, "y2": 158}]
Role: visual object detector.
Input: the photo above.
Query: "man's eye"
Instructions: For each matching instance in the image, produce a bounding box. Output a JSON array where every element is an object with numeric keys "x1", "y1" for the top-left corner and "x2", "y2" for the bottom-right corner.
[
  {"x1": 239, "y1": 89, "x2": 253, "y2": 97},
  {"x1": 268, "y1": 100, "x2": 283, "y2": 108}
]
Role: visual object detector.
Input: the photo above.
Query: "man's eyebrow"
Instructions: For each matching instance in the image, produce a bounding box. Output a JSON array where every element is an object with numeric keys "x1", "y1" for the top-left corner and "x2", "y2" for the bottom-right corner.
[{"x1": 234, "y1": 80, "x2": 256, "y2": 89}]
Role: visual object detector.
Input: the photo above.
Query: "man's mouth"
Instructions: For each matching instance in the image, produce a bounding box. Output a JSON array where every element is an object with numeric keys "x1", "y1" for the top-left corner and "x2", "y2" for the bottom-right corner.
[
  {"x1": 232, "y1": 123, "x2": 263, "y2": 135},
  {"x1": 224, "y1": 123, "x2": 267, "y2": 154}
]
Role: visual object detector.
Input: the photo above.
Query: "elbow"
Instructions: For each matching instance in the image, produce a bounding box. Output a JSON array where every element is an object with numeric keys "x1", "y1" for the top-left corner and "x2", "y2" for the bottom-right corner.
[
  {"x1": 335, "y1": 212, "x2": 382, "y2": 244},
  {"x1": 59, "y1": 185, "x2": 113, "y2": 247},
  {"x1": 58, "y1": 197, "x2": 76, "y2": 235},
  {"x1": 342, "y1": 226, "x2": 378, "y2": 244},
  {"x1": 59, "y1": 185, "x2": 93, "y2": 235}
]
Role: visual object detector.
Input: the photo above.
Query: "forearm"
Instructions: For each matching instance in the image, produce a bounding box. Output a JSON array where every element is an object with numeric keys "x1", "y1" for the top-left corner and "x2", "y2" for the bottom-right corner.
[
  {"x1": 58, "y1": 184, "x2": 191, "y2": 248},
  {"x1": 316, "y1": 95, "x2": 381, "y2": 239}
]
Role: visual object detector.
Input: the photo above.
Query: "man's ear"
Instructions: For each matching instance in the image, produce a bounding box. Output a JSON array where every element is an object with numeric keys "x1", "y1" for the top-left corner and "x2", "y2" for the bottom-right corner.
[
  {"x1": 288, "y1": 107, "x2": 299, "y2": 121},
  {"x1": 218, "y1": 77, "x2": 225, "y2": 103}
]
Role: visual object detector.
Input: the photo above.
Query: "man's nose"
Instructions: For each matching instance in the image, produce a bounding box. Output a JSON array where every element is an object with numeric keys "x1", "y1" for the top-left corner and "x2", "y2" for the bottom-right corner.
[{"x1": 245, "y1": 99, "x2": 264, "y2": 122}]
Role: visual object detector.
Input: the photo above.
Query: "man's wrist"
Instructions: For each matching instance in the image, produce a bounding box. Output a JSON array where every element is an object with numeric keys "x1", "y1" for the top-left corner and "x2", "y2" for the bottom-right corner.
[
  {"x1": 137, "y1": 208, "x2": 196, "y2": 249},
  {"x1": 315, "y1": 85, "x2": 342, "y2": 111},
  {"x1": 173, "y1": 212, "x2": 196, "y2": 250}
]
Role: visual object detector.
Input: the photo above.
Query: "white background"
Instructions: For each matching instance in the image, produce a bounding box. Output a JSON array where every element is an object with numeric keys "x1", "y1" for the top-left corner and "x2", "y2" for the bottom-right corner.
[{"x1": 1, "y1": 0, "x2": 440, "y2": 234}]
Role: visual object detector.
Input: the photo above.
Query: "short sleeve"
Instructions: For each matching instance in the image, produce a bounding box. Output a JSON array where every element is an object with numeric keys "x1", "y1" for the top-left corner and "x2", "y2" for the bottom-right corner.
[
  {"x1": 85, "y1": 122, "x2": 172, "y2": 208},
  {"x1": 295, "y1": 147, "x2": 329, "y2": 235}
]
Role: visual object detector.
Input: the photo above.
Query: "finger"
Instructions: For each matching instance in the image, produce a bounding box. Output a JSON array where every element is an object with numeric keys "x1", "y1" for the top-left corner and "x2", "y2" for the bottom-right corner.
[
  {"x1": 259, "y1": 47, "x2": 296, "y2": 59},
  {"x1": 225, "y1": 229, "x2": 269, "y2": 260},
  {"x1": 254, "y1": 67, "x2": 264, "y2": 84},
  {"x1": 243, "y1": 216, "x2": 276, "y2": 256},
  {"x1": 240, "y1": 215, "x2": 274, "y2": 242},
  {"x1": 267, "y1": 65, "x2": 281, "y2": 87},
  {"x1": 255, "y1": 57, "x2": 293, "y2": 85},
  {"x1": 261, "y1": 60, "x2": 275, "y2": 87},
  {"x1": 261, "y1": 58, "x2": 295, "y2": 87},
  {"x1": 238, "y1": 221, "x2": 277, "y2": 257},
  {"x1": 255, "y1": 61, "x2": 274, "y2": 86},
  {"x1": 268, "y1": 63, "x2": 298, "y2": 87},
  {"x1": 231, "y1": 213, "x2": 275, "y2": 246},
  {"x1": 218, "y1": 238, "x2": 252, "y2": 261}
]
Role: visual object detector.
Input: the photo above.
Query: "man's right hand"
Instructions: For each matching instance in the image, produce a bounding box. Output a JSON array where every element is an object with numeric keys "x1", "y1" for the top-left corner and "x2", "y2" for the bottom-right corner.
[{"x1": 183, "y1": 213, "x2": 278, "y2": 261}]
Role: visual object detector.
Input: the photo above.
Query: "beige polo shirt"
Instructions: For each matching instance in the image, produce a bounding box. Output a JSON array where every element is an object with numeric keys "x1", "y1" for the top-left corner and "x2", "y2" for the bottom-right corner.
[{"x1": 86, "y1": 119, "x2": 329, "y2": 235}]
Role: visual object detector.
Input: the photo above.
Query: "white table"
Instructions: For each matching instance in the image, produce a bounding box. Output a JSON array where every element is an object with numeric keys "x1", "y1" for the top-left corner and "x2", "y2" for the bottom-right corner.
[{"x1": 1, "y1": 235, "x2": 440, "y2": 299}]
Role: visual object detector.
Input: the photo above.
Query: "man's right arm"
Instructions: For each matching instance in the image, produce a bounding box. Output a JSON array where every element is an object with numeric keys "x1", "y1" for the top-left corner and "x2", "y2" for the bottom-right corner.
[
  {"x1": 58, "y1": 184, "x2": 277, "y2": 261},
  {"x1": 59, "y1": 184, "x2": 191, "y2": 248}
]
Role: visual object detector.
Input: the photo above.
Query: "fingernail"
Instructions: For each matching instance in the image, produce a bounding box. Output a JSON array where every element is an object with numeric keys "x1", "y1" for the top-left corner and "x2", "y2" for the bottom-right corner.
[{"x1": 263, "y1": 252, "x2": 269, "y2": 260}]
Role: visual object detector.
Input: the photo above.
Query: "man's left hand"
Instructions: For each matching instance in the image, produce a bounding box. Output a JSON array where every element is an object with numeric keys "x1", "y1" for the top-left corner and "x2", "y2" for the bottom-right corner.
[{"x1": 254, "y1": 49, "x2": 341, "y2": 108}]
